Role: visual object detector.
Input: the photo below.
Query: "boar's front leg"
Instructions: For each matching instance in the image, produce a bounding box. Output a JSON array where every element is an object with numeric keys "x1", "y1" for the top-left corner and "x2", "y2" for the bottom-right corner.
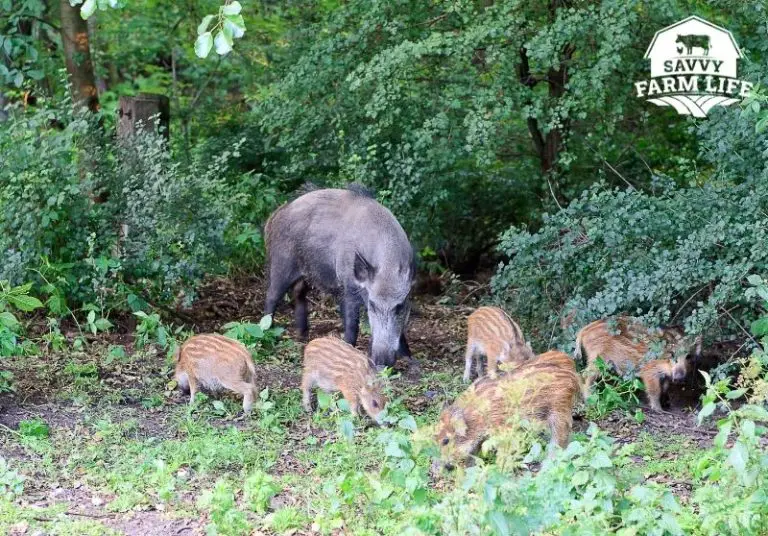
[
  {"x1": 292, "y1": 279, "x2": 310, "y2": 340},
  {"x1": 341, "y1": 289, "x2": 363, "y2": 346}
]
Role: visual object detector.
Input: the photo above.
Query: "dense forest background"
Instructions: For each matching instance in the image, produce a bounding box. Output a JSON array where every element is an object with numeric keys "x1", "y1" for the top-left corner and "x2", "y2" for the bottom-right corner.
[{"x1": 3, "y1": 0, "x2": 768, "y2": 351}]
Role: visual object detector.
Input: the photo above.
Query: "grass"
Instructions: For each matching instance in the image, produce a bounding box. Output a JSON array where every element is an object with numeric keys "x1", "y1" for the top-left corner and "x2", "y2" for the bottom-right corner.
[{"x1": 0, "y1": 316, "x2": 720, "y2": 535}]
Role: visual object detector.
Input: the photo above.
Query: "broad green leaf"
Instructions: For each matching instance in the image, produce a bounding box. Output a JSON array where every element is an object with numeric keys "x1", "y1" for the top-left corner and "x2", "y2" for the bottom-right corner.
[
  {"x1": 728, "y1": 441, "x2": 748, "y2": 475},
  {"x1": 488, "y1": 511, "x2": 510, "y2": 536},
  {"x1": 698, "y1": 402, "x2": 716, "y2": 424},
  {"x1": 398, "y1": 414, "x2": 417, "y2": 432},
  {"x1": 224, "y1": 15, "x2": 246, "y2": 39},
  {"x1": 94, "y1": 318, "x2": 113, "y2": 331},
  {"x1": 214, "y1": 30, "x2": 233, "y2": 55},
  {"x1": 195, "y1": 32, "x2": 214, "y2": 58},
  {"x1": 0, "y1": 312, "x2": 19, "y2": 329},
  {"x1": 7, "y1": 295, "x2": 43, "y2": 312},
  {"x1": 198, "y1": 14, "x2": 215, "y2": 35},
  {"x1": 725, "y1": 388, "x2": 746, "y2": 400},
  {"x1": 222, "y1": 1, "x2": 241, "y2": 15},
  {"x1": 714, "y1": 421, "x2": 732, "y2": 448},
  {"x1": 259, "y1": 314, "x2": 272, "y2": 331},
  {"x1": 80, "y1": 0, "x2": 96, "y2": 19},
  {"x1": 340, "y1": 419, "x2": 354, "y2": 442},
  {"x1": 751, "y1": 317, "x2": 768, "y2": 337}
]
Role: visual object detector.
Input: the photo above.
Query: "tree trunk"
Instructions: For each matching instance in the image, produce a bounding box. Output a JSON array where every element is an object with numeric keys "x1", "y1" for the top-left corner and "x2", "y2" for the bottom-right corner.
[{"x1": 59, "y1": 0, "x2": 99, "y2": 112}]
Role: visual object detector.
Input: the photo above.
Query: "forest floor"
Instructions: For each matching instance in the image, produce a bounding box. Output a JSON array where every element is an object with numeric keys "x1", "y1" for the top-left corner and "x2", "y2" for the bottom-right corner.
[{"x1": 0, "y1": 277, "x2": 718, "y2": 535}]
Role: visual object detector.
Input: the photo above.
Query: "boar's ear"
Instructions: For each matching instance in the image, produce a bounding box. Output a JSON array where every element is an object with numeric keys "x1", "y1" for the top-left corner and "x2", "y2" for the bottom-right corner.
[{"x1": 354, "y1": 252, "x2": 376, "y2": 285}]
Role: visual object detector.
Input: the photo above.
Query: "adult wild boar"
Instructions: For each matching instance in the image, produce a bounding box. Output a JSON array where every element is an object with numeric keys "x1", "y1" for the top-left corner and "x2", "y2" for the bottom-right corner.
[{"x1": 264, "y1": 185, "x2": 415, "y2": 367}]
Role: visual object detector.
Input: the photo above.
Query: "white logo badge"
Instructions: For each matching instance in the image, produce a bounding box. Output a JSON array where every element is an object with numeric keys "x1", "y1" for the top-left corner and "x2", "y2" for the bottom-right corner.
[{"x1": 635, "y1": 16, "x2": 753, "y2": 118}]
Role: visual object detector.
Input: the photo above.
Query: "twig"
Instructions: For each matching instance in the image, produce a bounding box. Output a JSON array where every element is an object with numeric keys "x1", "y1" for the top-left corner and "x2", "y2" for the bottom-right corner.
[
  {"x1": 719, "y1": 306, "x2": 759, "y2": 348},
  {"x1": 0, "y1": 423, "x2": 22, "y2": 437},
  {"x1": 66, "y1": 510, "x2": 114, "y2": 519}
]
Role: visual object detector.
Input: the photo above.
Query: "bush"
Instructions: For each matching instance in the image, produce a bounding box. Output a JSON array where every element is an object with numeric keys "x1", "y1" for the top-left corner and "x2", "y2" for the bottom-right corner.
[
  {"x1": 0, "y1": 100, "x2": 277, "y2": 312},
  {"x1": 492, "y1": 173, "x2": 768, "y2": 348}
]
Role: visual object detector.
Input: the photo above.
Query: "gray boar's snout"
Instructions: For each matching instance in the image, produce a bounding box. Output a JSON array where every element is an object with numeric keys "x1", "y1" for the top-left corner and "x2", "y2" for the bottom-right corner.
[{"x1": 264, "y1": 184, "x2": 415, "y2": 367}]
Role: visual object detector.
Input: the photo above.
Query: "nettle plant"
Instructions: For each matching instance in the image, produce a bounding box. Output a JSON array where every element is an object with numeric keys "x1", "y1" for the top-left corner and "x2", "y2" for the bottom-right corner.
[
  {"x1": 692, "y1": 275, "x2": 768, "y2": 536},
  {"x1": 0, "y1": 281, "x2": 43, "y2": 358}
]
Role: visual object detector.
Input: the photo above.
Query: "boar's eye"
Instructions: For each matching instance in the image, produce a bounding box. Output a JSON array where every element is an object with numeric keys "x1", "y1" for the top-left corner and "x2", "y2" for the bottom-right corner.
[
  {"x1": 441, "y1": 437, "x2": 450, "y2": 446},
  {"x1": 372, "y1": 400, "x2": 379, "y2": 408},
  {"x1": 394, "y1": 303, "x2": 404, "y2": 315}
]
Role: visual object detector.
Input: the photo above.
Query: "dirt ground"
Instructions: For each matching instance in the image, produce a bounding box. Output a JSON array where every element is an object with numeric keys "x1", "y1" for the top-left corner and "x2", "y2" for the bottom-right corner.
[{"x1": 0, "y1": 276, "x2": 720, "y2": 535}]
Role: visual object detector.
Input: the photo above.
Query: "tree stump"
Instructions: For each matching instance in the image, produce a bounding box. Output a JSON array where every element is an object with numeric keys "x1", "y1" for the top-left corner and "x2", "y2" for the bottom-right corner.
[{"x1": 117, "y1": 93, "x2": 170, "y2": 140}]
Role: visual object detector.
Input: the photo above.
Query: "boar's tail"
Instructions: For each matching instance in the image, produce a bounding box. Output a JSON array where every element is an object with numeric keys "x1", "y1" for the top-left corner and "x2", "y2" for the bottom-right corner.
[
  {"x1": 172, "y1": 343, "x2": 181, "y2": 362},
  {"x1": 346, "y1": 182, "x2": 375, "y2": 198}
]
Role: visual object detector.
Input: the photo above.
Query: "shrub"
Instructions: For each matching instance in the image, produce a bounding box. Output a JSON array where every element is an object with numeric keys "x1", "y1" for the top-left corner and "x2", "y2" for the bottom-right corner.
[
  {"x1": 492, "y1": 174, "x2": 768, "y2": 348},
  {"x1": 0, "y1": 100, "x2": 275, "y2": 312}
]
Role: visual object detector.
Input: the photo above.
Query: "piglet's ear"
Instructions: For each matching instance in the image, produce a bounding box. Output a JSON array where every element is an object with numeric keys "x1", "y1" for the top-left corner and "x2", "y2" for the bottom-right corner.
[{"x1": 354, "y1": 251, "x2": 376, "y2": 285}]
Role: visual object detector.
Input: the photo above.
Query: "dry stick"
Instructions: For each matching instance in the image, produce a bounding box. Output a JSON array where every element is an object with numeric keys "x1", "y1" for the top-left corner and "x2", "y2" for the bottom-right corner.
[
  {"x1": 0, "y1": 423, "x2": 21, "y2": 437},
  {"x1": 719, "y1": 306, "x2": 759, "y2": 348},
  {"x1": 66, "y1": 510, "x2": 114, "y2": 519}
]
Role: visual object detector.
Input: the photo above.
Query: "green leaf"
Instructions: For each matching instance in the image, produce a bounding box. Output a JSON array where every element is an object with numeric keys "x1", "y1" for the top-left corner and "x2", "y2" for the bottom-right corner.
[
  {"x1": 259, "y1": 314, "x2": 273, "y2": 331},
  {"x1": 488, "y1": 511, "x2": 510, "y2": 536},
  {"x1": 222, "y1": 1, "x2": 241, "y2": 15},
  {"x1": 18, "y1": 418, "x2": 49, "y2": 438},
  {"x1": 398, "y1": 415, "x2": 417, "y2": 432},
  {"x1": 7, "y1": 295, "x2": 43, "y2": 312},
  {"x1": 747, "y1": 274, "x2": 763, "y2": 286},
  {"x1": 589, "y1": 451, "x2": 613, "y2": 469},
  {"x1": 751, "y1": 317, "x2": 768, "y2": 337},
  {"x1": 224, "y1": 15, "x2": 246, "y2": 39},
  {"x1": 714, "y1": 421, "x2": 732, "y2": 448},
  {"x1": 0, "y1": 312, "x2": 19, "y2": 329},
  {"x1": 728, "y1": 441, "x2": 748, "y2": 475},
  {"x1": 80, "y1": 0, "x2": 96, "y2": 19},
  {"x1": 198, "y1": 14, "x2": 215, "y2": 35},
  {"x1": 214, "y1": 30, "x2": 233, "y2": 55},
  {"x1": 725, "y1": 388, "x2": 746, "y2": 400},
  {"x1": 340, "y1": 419, "x2": 354, "y2": 442},
  {"x1": 195, "y1": 32, "x2": 214, "y2": 58},
  {"x1": 698, "y1": 402, "x2": 716, "y2": 424},
  {"x1": 87, "y1": 310, "x2": 96, "y2": 324},
  {"x1": 572, "y1": 470, "x2": 589, "y2": 487},
  {"x1": 94, "y1": 318, "x2": 113, "y2": 331}
]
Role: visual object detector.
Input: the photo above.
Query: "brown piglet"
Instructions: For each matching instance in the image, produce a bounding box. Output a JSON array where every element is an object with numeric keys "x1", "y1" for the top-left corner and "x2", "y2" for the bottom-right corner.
[
  {"x1": 174, "y1": 334, "x2": 259, "y2": 413},
  {"x1": 302, "y1": 336, "x2": 387, "y2": 424},
  {"x1": 576, "y1": 317, "x2": 701, "y2": 411},
  {"x1": 464, "y1": 306, "x2": 535, "y2": 382},
  {"x1": 436, "y1": 358, "x2": 582, "y2": 467}
]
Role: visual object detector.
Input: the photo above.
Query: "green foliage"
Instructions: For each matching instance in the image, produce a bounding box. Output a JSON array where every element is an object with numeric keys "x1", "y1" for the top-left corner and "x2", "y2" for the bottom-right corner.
[
  {"x1": 586, "y1": 358, "x2": 644, "y2": 420},
  {"x1": 693, "y1": 294, "x2": 768, "y2": 536},
  {"x1": 198, "y1": 479, "x2": 250, "y2": 536},
  {"x1": 17, "y1": 417, "x2": 49, "y2": 439},
  {"x1": 222, "y1": 314, "x2": 284, "y2": 353},
  {"x1": 243, "y1": 468, "x2": 281, "y2": 514},
  {"x1": 0, "y1": 457, "x2": 24, "y2": 501},
  {"x1": 0, "y1": 281, "x2": 42, "y2": 357}
]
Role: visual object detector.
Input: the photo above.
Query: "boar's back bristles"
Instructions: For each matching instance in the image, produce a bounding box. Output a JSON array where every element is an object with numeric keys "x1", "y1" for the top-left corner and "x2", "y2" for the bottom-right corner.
[
  {"x1": 303, "y1": 336, "x2": 372, "y2": 391},
  {"x1": 302, "y1": 336, "x2": 387, "y2": 422},
  {"x1": 437, "y1": 358, "x2": 581, "y2": 464},
  {"x1": 174, "y1": 333, "x2": 258, "y2": 412}
]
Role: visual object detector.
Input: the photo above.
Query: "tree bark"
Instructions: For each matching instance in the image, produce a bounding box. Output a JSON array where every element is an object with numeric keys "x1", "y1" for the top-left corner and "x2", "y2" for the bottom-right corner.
[{"x1": 59, "y1": 0, "x2": 99, "y2": 112}]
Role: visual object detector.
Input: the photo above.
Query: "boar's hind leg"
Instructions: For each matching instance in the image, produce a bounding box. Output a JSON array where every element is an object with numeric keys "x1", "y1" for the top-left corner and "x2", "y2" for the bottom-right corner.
[
  {"x1": 292, "y1": 279, "x2": 310, "y2": 340},
  {"x1": 265, "y1": 255, "x2": 301, "y2": 316}
]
